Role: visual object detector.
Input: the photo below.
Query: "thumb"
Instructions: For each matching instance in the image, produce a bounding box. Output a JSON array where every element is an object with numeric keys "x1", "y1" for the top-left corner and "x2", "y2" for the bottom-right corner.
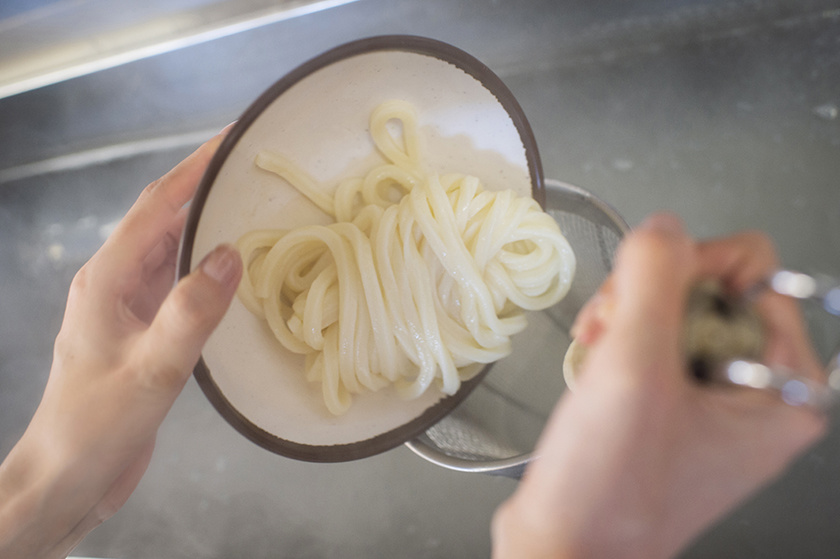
[
  {"x1": 599, "y1": 213, "x2": 697, "y2": 380},
  {"x1": 137, "y1": 244, "x2": 242, "y2": 394},
  {"x1": 612, "y1": 213, "x2": 695, "y2": 327}
]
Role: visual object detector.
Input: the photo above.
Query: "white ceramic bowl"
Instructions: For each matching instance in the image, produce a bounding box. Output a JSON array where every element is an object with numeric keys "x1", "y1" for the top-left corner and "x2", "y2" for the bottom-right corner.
[{"x1": 178, "y1": 35, "x2": 544, "y2": 462}]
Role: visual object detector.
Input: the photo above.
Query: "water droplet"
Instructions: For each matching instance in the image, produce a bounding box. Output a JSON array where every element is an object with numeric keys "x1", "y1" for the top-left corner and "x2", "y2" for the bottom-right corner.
[
  {"x1": 611, "y1": 158, "x2": 634, "y2": 171},
  {"x1": 47, "y1": 243, "x2": 65, "y2": 262},
  {"x1": 813, "y1": 103, "x2": 838, "y2": 121}
]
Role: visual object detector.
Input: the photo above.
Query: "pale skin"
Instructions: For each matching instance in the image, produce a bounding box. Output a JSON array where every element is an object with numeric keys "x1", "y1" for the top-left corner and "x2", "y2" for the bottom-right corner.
[
  {"x1": 492, "y1": 214, "x2": 827, "y2": 558},
  {"x1": 0, "y1": 134, "x2": 827, "y2": 557},
  {"x1": 0, "y1": 129, "x2": 242, "y2": 558}
]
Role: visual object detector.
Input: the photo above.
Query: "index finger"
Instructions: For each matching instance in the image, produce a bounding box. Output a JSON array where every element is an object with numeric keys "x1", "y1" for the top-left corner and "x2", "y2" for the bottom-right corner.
[
  {"x1": 584, "y1": 213, "x2": 697, "y2": 387},
  {"x1": 696, "y1": 231, "x2": 780, "y2": 294},
  {"x1": 610, "y1": 213, "x2": 696, "y2": 338},
  {"x1": 96, "y1": 131, "x2": 228, "y2": 283}
]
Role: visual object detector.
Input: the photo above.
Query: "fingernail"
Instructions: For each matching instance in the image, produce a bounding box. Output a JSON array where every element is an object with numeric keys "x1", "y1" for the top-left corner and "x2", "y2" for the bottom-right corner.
[
  {"x1": 639, "y1": 213, "x2": 683, "y2": 234},
  {"x1": 200, "y1": 244, "x2": 240, "y2": 286},
  {"x1": 219, "y1": 121, "x2": 238, "y2": 135}
]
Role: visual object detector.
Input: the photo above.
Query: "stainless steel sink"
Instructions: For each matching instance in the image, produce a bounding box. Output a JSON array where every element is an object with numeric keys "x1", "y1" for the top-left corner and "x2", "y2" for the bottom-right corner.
[{"x1": 2, "y1": 0, "x2": 839, "y2": 557}]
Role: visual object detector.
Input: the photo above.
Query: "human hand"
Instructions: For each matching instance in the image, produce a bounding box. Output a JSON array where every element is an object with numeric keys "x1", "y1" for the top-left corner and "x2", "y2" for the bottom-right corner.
[
  {"x1": 0, "y1": 131, "x2": 242, "y2": 559},
  {"x1": 492, "y1": 213, "x2": 827, "y2": 559}
]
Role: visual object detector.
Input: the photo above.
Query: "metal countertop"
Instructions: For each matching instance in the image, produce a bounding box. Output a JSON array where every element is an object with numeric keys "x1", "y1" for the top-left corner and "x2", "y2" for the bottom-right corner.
[{"x1": 2, "y1": 0, "x2": 839, "y2": 557}]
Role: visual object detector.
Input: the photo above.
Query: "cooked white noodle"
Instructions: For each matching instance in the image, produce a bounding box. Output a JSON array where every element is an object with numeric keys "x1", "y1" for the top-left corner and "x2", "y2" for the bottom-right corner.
[{"x1": 237, "y1": 100, "x2": 575, "y2": 415}]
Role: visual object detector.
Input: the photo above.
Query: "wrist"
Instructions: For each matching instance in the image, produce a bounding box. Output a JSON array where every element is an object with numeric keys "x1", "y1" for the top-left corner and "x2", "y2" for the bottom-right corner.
[
  {"x1": 0, "y1": 427, "x2": 91, "y2": 558},
  {"x1": 491, "y1": 483, "x2": 670, "y2": 559},
  {"x1": 492, "y1": 497, "x2": 578, "y2": 559}
]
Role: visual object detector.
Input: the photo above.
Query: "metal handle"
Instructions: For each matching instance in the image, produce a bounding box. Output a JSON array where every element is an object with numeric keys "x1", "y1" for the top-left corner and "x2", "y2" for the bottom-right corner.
[
  {"x1": 715, "y1": 360, "x2": 838, "y2": 413},
  {"x1": 766, "y1": 270, "x2": 840, "y2": 316},
  {"x1": 708, "y1": 270, "x2": 840, "y2": 412}
]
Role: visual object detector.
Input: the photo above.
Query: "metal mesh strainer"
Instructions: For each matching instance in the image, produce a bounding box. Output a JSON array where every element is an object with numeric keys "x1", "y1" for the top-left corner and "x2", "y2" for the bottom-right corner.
[{"x1": 405, "y1": 178, "x2": 630, "y2": 478}]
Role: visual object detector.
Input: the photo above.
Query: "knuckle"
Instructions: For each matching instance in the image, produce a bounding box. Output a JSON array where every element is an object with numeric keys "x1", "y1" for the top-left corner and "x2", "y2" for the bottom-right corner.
[
  {"x1": 68, "y1": 262, "x2": 92, "y2": 295},
  {"x1": 52, "y1": 328, "x2": 74, "y2": 363},
  {"x1": 622, "y1": 227, "x2": 691, "y2": 268},
  {"x1": 55, "y1": 266, "x2": 91, "y2": 358},
  {"x1": 164, "y1": 275, "x2": 228, "y2": 342},
  {"x1": 738, "y1": 229, "x2": 772, "y2": 244},
  {"x1": 140, "y1": 176, "x2": 183, "y2": 215},
  {"x1": 739, "y1": 230, "x2": 779, "y2": 259},
  {"x1": 141, "y1": 177, "x2": 164, "y2": 198},
  {"x1": 127, "y1": 343, "x2": 190, "y2": 394},
  {"x1": 139, "y1": 359, "x2": 188, "y2": 393},
  {"x1": 167, "y1": 283, "x2": 214, "y2": 332},
  {"x1": 67, "y1": 253, "x2": 114, "y2": 301},
  {"x1": 93, "y1": 499, "x2": 120, "y2": 525}
]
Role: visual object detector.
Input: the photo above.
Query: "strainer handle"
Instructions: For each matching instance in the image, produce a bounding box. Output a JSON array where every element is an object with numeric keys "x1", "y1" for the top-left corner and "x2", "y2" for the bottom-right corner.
[
  {"x1": 715, "y1": 360, "x2": 838, "y2": 412},
  {"x1": 761, "y1": 270, "x2": 840, "y2": 316}
]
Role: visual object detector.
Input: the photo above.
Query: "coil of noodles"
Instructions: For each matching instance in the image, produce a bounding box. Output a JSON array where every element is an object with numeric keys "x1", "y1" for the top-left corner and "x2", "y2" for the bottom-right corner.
[{"x1": 236, "y1": 100, "x2": 576, "y2": 415}]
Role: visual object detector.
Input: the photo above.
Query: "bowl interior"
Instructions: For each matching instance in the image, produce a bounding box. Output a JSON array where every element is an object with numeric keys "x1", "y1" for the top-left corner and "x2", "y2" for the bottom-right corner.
[{"x1": 181, "y1": 36, "x2": 543, "y2": 461}]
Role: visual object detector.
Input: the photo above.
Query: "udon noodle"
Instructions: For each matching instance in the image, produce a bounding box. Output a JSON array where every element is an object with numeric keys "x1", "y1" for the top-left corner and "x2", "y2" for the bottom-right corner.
[{"x1": 236, "y1": 100, "x2": 576, "y2": 415}]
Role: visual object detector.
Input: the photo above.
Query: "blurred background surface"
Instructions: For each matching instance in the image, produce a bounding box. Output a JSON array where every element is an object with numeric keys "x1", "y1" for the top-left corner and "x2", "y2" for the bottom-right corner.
[{"x1": 1, "y1": 0, "x2": 839, "y2": 557}]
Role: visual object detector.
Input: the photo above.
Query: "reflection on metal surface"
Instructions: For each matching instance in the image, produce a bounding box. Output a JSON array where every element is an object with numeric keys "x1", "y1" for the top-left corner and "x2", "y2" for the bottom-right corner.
[
  {"x1": 813, "y1": 103, "x2": 839, "y2": 121},
  {"x1": 0, "y1": 128, "x2": 215, "y2": 184},
  {"x1": 770, "y1": 270, "x2": 840, "y2": 317},
  {"x1": 0, "y1": 0, "x2": 362, "y2": 100},
  {"x1": 2, "y1": 0, "x2": 840, "y2": 557}
]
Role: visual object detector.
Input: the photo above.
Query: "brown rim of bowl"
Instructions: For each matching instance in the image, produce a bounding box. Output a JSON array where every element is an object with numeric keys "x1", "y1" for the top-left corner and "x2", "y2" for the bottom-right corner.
[{"x1": 177, "y1": 34, "x2": 546, "y2": 462}]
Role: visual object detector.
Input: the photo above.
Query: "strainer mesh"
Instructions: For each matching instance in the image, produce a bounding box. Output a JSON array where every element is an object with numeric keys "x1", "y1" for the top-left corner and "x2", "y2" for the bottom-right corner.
[{"x1": 414, "y1": 181, "x2": 627, "y2": 466}]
